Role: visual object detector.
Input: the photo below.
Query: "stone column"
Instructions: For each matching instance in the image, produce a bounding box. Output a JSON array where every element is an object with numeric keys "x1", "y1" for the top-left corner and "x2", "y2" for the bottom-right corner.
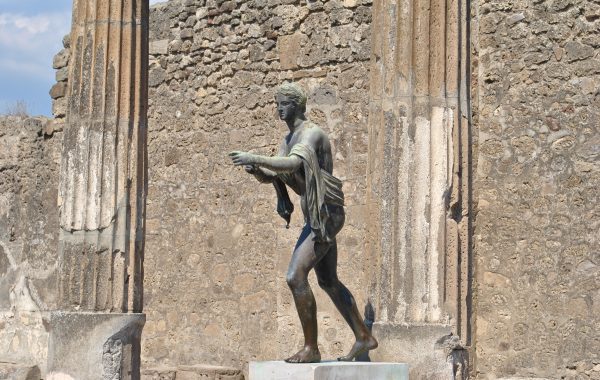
[
  {"x1": 365, "y1": 0, "x2": 471, "y2": 376},
  {"x1": 57, "y1": 0, "x2": 148, "y2": 313},
  {"x1": 48, "y1": 0, "x2": 149, "y2": 378}
]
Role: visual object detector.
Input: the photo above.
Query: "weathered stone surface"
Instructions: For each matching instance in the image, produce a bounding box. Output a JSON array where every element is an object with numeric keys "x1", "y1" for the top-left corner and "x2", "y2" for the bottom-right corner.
[
  {"x1": 50, "y1": 39, "x2": 68, "y2": 122},
  {"x1": 43, "y1": 119, "x2": 64, "y2": 137},
  {"x1": 474, "y1": 0, "x2": 600, "y2": 377},
  {"x1": 249, "y1": 361, "x2": 408, "y2": 380},
  {"x1": 364, "y1": 0, "x2": 472, "y2": 377},
  {"x1": 0, "y1": 311, "x2": 50, "y2": 376},
  {"x1": 0, "y1": 116, "x2": 61, "y2": 377},
  {"x1": 141, "y1": 367, "x2": 177, "y2": 380},
  {"x1": 277, "y1": 33, "x2": 308, "y2": 70},
  {"x1": 178, "y1": 364, "x2": 243, "y2": 380},
  {"x1": 150, "y1": 39, "x2": 170, "y2": 55},
  {"x1": 370, "y1": 324, "x2": 467, "y2": 379},
  {"x1": 140, "y1": 365, "x2": 243, "y2": 380},
  {"x1": 51, "y1": 98, "x2": 67, "y2": 118},
  {"x1": 40, "y1": 1, "x2": 151, "y2": 379},
  {"x1": 49, "y1": 82, "x2": 67, "y2": 99},
  {"x1": 46, "y1": 312, "x2": 145, "y2": 380},
  {"x1": 57, "y1": 0, "x2": 149, "y2": 314},
  {"x1": 0, "y1": 116, "x2": 60, "y2": 308},
  {"x1": 0, "y1": 363, "x2": 41, "y2": 380},
  {"x1": 52, "y1": 48, "x2": 69, "y2": 69},
  {"x1": 55, "y1": 67, "x2": 69, "y2": 83}
]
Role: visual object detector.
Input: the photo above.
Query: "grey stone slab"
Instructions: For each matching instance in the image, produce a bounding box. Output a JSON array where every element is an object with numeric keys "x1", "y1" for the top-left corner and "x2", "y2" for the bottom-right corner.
[
  {"x1": 46, "y1": 312, "x2": 145, "y2": 380},
  {"x1": 177, "y1": 364, "x2": 243, "y2": 380},
  {"x1": 0, "y1": 364, "x2": 41, "y2": 380},
  {"x1": 150, "y1": 39, "x2": 169, "y2": 55},
  {"x1": 249, "y1": 361, "x2": 408, "y2": 380},
  {"x1": 141, "y1": 367, "x2": 177, "y2": 380}
]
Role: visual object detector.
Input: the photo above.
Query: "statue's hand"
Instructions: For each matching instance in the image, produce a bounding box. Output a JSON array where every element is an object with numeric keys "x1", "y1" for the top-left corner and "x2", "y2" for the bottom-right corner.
[
  {"x1": 244, "y1": 165, "x2": 258, "y2": 174},
  {"x1": 229, "y1": 151, "x2": 258, "y2": 166}
]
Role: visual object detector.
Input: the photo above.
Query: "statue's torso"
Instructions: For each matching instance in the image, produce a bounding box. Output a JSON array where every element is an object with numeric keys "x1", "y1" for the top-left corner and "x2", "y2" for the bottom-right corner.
[{"x1": 279, "y1": 123, "x2": 335, "y2": 219}]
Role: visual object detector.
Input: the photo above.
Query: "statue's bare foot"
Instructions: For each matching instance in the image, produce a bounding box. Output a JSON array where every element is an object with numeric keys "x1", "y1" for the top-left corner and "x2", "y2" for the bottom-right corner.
[
  {"x1": 337, "y1": 335, "x2": 378, "y2": 362},
  {"x1": 284, "y1": 346, "x2": 321, "y2": 363}
]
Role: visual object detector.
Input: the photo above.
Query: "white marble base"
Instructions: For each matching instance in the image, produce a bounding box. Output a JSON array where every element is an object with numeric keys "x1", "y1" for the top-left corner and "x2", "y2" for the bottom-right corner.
[{"x1": 249, "y1": 361, "x2": 409, "y2": 380}]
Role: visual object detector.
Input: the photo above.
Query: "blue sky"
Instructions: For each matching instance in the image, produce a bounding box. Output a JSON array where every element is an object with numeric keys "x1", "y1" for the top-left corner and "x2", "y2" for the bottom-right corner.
[{"x1": 0, "y1": 0, "x2": 164, "y2": 116}]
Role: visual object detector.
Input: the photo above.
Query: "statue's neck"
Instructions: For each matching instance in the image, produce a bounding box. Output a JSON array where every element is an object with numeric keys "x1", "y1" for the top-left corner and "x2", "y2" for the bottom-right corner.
[{"x1": 287, "y1": 118, "x2": 305, "y2": 134}]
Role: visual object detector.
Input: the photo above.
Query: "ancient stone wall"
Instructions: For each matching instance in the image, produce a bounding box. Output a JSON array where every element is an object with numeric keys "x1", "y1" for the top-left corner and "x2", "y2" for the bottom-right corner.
[
  {"x1": 142, "y1": 0, "x2": 373, "y2": 372},
  {"x1": 50, "y1": 34, "x2": 70, "y2": 132},
  {"x1": 473, "y1": 0, "x2": 600, "y2": 377},
  {"x1": 0, "y1": 116, "x2": 61, "y2": 371},
  {"x1": 2, "y1": 0, "x2": 598, "y2": 377}
]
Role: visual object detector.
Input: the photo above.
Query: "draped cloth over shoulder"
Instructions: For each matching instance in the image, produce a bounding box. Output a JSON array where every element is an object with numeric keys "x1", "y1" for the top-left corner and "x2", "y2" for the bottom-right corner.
[{"x1": 287, "y1": 143, "x2": 344, "y2": 243}]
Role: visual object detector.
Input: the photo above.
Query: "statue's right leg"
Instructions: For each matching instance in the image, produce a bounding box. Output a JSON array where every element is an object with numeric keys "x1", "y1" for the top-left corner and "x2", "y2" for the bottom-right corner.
[
  {"x1": 284, "y1": 224, "x2": 328, "y2": 363},
  {"x1": 314, "y1": 244, "x2": 378, "y2": 361}
]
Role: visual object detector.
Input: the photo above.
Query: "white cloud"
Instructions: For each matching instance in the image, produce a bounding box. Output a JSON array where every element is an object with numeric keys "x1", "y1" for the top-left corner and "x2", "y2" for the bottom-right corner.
[
  {"x1": 12, "y1": 15, "x2": 51, "y2": 34},
  {"x1": 0, "y1": 11, "x2": 71, "y2": 80},
  {"x1": 150, "y1": 0, "x2": 168, "y2": 5},
  {"x1": 0, "y1": 11, "x2": 71, "y2": 115}
]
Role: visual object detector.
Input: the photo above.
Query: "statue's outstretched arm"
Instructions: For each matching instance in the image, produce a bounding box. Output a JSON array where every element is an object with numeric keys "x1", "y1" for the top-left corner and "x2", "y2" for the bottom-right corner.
[
  {"x1": 254, "y1": 155, "x2": 302, "y2": 173},
  {"x1": 230, "y1": 151, "x2": 302, "y2": 174}
]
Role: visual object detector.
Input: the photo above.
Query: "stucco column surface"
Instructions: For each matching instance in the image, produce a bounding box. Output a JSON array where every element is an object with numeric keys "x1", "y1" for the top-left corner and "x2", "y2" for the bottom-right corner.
[
  {"x1": 48, "y1": 0, "x2": 149, "y2": 378},
  {"x1": 366, "y1": 0, "x2": 472, "y2": 376},
  {"x1": 58, "y1": 0, "x2": 149, "y2": 314}
]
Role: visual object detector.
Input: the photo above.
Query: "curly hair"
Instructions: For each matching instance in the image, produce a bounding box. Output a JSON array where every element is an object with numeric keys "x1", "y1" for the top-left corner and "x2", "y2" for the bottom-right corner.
[{"x1": 275, "y1": 82, "x2": 307, "y2": 113}]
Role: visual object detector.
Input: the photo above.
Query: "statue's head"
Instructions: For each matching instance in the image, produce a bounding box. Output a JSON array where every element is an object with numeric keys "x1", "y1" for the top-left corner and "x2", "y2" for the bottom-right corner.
[{"x1": 275, "y1": 82, "x2": 307, "y2": 122}]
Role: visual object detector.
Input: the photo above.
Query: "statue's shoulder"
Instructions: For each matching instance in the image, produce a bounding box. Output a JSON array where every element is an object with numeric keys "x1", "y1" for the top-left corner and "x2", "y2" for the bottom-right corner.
[{"x1": 303, "y1": 122, "x2": 326, "y2": 138}]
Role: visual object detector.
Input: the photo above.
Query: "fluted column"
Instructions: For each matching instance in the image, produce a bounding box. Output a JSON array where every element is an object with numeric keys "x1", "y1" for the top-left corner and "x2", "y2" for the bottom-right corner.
[
  {"x1": 365, "y1": 0, "x2": 472, "y2": 371},
  {"x1": 57, "y1": 0, "x2": 148, "y2": 313},
  {"x1": 48, "y1": 1, "x2": 148, "y2": 378}
]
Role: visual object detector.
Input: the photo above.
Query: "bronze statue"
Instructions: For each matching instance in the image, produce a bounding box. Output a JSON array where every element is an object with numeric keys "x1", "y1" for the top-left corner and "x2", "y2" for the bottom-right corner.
[{"x1": 229, "y1": 83, "x2": 377, "y2": 363}]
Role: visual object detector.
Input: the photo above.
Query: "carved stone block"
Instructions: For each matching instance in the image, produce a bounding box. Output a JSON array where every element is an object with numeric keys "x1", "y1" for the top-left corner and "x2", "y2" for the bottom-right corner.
[
  {"x1": 0, "y1": 364, "x2": 41, "y2": 380},
  {"x1": 46, "y1": 312, "x2": 145, "y2": 380}
]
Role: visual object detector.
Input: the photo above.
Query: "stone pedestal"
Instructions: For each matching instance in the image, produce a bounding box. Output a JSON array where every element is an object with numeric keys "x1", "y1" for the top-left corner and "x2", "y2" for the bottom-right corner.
[
  {"x1": 46, "y1": 312, "x2": 145, "y2": 380},
  {"x1": 249, "y1": 361, "x2": 408, "y2": 380}
]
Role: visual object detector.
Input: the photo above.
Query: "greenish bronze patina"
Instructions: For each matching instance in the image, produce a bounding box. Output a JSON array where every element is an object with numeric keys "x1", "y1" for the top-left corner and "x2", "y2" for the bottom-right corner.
[{"x1": 229, "y1": 82, "x2": 377, "y2": 363}]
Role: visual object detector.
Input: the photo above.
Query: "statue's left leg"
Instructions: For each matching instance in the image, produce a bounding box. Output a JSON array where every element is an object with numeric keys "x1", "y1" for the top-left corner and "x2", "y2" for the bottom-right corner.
[{"x1": 284, "y1": 224, "x2": 327, "y2": 363}]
